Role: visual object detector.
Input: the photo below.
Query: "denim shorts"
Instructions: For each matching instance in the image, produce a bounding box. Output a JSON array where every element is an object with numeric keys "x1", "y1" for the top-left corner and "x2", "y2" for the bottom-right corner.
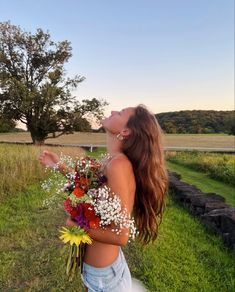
[{"x1": 81, "y1": 248, "x2": 132, "y2": 292}]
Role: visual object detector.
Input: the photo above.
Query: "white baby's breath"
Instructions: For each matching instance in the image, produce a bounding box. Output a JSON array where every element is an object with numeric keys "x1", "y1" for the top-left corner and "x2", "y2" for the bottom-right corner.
[
  {"x1": 41, "y1": 153, "x2": 137, "y2": 240},
  {"x1": 87, "y1": 186, "x2": 137, "y2": 239}
]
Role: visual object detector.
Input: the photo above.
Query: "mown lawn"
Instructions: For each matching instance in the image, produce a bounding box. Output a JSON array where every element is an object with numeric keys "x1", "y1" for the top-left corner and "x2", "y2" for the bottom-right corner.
[
  {"x1": 0, "y1": 183, "x2": 234, "y2": 291},
  {"x1": 126, "y1": 196, "x2": 235, "y2": 291},
  {"x1": 166, "y1": 160, "x2": 235, "y2": 207},
  {"x1": 166, "y1": 151, "x2": 235, "y2": 187}
]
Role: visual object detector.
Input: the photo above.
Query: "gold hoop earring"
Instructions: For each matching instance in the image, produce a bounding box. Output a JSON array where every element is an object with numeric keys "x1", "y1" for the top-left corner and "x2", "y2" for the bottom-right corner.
[{"x1": 116, "y1": 133, "x2": 124, "y2": 141}]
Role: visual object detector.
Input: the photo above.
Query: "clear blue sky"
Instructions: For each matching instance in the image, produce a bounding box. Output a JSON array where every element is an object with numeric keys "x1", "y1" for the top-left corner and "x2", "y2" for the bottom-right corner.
[{"x1": 1, "y1": 0, "x2": 234, "y2": 119}]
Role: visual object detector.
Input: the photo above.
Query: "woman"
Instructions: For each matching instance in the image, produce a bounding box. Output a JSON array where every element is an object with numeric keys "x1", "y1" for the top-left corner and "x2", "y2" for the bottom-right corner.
[{"x1": 39, "y1": 104, "x2": 168, "y2": 292}]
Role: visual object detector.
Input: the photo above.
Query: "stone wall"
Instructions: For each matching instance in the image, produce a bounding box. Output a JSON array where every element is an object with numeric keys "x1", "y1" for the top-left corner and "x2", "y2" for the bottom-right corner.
[{"x1": 168, "y1": 170, "x2": 235, "y2": 249}]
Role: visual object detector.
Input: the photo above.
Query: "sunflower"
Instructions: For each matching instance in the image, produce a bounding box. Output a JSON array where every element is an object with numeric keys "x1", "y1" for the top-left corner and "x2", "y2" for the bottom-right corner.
[
  {"x1": 59, "y1": 226, "x2": 92, "y2": 246},
  {"x1": 59, "y1": 226, "x2": 92, "y2": 279}
]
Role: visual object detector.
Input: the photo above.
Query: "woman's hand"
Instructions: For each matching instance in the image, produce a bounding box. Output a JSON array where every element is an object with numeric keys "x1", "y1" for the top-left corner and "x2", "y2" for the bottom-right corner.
[
  {"x1": 66, "y1": 217, "x2": 78, "y2": 227},
  {"x1": 39, "y1": 150, "x2": 60, "y2": 168}
]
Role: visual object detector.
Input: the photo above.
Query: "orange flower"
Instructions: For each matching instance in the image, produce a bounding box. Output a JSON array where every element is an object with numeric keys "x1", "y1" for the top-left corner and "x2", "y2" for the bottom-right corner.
[{"x1": 73, "y1": 187, "x2": 84, "y2": 198}]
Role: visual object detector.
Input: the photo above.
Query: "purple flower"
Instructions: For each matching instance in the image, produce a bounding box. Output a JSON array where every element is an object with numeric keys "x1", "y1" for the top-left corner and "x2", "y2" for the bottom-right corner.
[
  {"x1": 75, "y1": 214, "x2": 89, "y2": 230},
  {"x1": 76, "y1": 204, "x2": 83, "y2": 214},
  {"x1": 74, "y1": 205, "x2": 89, "y2": 230}
]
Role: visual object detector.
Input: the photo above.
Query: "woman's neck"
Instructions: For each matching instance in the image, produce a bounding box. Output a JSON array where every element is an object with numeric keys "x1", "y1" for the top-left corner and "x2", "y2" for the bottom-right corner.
[{"x1": 106, "y1": 132, "x2": 122, "y2": 157}]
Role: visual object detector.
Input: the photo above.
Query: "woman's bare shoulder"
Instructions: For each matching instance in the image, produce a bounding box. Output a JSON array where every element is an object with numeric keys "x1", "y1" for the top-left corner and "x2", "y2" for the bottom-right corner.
[{"x1": 106, "y1": 154, "x2": 133, "y2": 176}]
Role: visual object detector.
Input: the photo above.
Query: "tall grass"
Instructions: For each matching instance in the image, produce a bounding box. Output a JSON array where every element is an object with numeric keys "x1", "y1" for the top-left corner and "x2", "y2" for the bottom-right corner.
[
  {"x1": 166, "y1": 150, "x2": 235, "y2": 186},
  {"x1": 0, "y1": 144, "x2": 85, "y2": 202}
]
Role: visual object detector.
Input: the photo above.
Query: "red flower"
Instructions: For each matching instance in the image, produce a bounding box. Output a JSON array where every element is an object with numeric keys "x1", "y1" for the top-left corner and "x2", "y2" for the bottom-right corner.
[
  {"x1": 89, "y1": 217, "x2": 100, "y2": 229},
  {"x1": 82, "y1": 203, "x2": 100, "y2": 229},
  {"x1": 82, "y1": 203, "x2": 97, "y2": 221},
  {"x1": 70, "y1": 208, "x2": 79, "y2": 219},
  {"x1": 63, "y1": 198, "x2": 73, "y2": 213}
]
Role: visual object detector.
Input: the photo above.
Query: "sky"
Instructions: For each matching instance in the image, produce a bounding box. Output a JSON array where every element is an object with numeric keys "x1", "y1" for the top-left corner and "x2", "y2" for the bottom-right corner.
[{"x1": 0, "y1": 0, "x2": 234, "y2": 125}]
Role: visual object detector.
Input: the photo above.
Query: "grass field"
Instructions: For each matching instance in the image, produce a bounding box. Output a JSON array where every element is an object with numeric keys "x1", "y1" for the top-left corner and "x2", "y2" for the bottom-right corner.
[
  {"x1": 0, "y1": 132, "x2": 235, "y2": 149},
  {"x1": 1, "y1": 184, "x2": 234, "y2": 291},
  {"x1": 0, "y1": 144, "x2": 85, "y2": 203},
  {"x1": 0, "y1": 144, "x2": 234, "y2": 291},
  {"x1": 166, "y1": 150, "x2": 235, "y2": 187},
  {"x1": 166, "y1": 160, "x2": 235, "y2": 207}
]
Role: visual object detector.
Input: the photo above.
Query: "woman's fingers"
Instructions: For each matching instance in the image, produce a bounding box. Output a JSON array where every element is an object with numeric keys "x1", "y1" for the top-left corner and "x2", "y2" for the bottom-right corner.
[
  {"x1": 66, "y1": 218, "x2": 77, "y2": 227},
  {"x1": 38, "y1": 153, "x2": 43, "y2": 162},
  {"x1": 39, "y1": 152, "x2": 45, "y2": 161},
  {"x1": 39, "y1": 150, "x2": 49, "y2": 165}
]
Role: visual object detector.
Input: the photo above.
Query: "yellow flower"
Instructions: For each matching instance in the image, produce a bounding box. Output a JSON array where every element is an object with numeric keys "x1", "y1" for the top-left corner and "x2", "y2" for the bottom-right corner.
[{"x1": 59, "y1": 226, "x2": 92, "y2": 246}]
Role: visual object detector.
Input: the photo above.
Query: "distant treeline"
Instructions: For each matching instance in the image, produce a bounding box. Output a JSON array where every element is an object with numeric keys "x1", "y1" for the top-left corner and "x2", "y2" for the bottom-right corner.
[
  {"x1": 1, "y1": 110, "x2": 234, "y2": 135},
  {"x1": 94, "y1": 110, "x2": 235, "y2": 135},
  {"x1": 156, "y1": 110, "x2": 235, "y2": 134}
]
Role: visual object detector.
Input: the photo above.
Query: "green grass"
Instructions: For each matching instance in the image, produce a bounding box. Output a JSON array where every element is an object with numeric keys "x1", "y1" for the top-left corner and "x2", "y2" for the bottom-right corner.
[
  {"x1": 125, "y1": 196, "x2": 235, "y2": 291},
  {"x1": 0, "y1": 183, "x2": 234, "y2": 291},
  {"x1": 0, "y1": 144, "x2": 45, "y2": 202},
  {"x1": 166, "y1": 151, "x2": 235, "y2": 186},
  {"x1": 87, "y1": 147, "x2": 107, "y2": 158},
  {"x1": 0, "y1": 147, "x2": 234, "y2": 291},
  {"x1": 166, "y1": 160, "x2": 235, "y2": 207},
  {"x1": 0, "y1": 144, "x2": 85, "y2": 203},
  {"x1": 0, "y1": 185, "x2": 85, "y2": 291}
]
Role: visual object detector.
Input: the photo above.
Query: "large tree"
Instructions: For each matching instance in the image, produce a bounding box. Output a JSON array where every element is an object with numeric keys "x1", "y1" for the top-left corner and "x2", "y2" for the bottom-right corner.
[{"x1": 0, "y1": 21, "x2": 107, "y2": 144}]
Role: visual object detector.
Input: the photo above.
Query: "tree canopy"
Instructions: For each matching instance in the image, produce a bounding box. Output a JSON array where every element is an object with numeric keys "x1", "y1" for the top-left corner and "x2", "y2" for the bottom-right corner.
[
  {"x1": 156, "y1": 110, "x2": 235, "y2": 135},
  {"x1": 0, "y1": 114, "x2": 16, "y2": 132},
  {"x1": 0, "y1": 21, "x2": 107, "y2": 144}
]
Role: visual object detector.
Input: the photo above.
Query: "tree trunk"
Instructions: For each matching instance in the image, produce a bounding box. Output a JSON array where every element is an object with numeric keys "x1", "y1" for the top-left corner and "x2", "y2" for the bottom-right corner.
[
  {"x1": 31, "y1": 133, "x2": 45, "y2": 145},
  {"x1": 27, "y1": 119, "x2": 46, "y2": 145},
  {"x1": 33, "y1": 139, "x2": 45, "y2": 146}
]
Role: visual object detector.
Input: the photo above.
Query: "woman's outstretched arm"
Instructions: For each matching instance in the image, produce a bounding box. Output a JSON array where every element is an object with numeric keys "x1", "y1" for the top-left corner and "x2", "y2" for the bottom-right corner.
[{"x1": 39, "y1": 150, "x2": 74, "y2": 176}]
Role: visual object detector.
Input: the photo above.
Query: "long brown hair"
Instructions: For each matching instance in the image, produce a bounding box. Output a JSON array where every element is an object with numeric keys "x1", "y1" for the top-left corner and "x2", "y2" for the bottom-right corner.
[{"x1": 121, "y1": 104, "x2": 168, "y2": 245}]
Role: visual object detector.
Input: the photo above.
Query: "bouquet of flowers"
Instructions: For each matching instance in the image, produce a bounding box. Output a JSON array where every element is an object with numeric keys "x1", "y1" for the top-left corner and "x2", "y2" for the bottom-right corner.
[{"x1": 41, "y1": 154, "x2": 137, "y2": 280}]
